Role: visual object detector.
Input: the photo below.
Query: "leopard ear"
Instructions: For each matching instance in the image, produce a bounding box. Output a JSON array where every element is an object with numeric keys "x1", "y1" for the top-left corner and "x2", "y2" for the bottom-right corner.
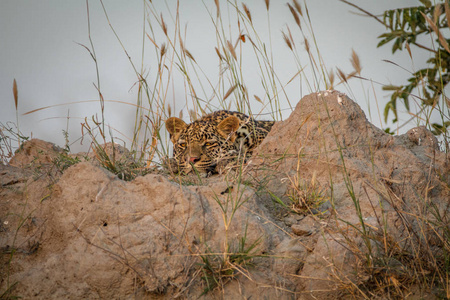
[
  {"x1": 217, "y1": 116, "x2": 240, "y2": 142},
  {"x1": 165, "y1": 117, "x2": 187, "y2": 143}
]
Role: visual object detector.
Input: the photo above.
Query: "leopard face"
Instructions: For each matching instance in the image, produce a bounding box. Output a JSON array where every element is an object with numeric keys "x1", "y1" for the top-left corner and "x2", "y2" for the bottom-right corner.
[{"x1": 165, "y1": 110, "x2": 274, "y2": 174}]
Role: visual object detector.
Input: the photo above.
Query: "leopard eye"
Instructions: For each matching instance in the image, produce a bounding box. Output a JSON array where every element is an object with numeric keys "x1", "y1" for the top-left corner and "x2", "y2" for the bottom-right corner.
[{"x1": 179, "y1": 142, "x2": 186, "y2": 148}]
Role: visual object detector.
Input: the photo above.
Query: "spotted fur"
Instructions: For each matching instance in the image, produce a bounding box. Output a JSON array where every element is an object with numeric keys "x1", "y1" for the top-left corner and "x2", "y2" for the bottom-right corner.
[{"x1": 165, "y1": 110, "x2": 274, "y2": 174}]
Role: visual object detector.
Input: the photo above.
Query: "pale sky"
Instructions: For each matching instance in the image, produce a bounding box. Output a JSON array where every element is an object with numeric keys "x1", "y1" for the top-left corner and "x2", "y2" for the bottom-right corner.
[{"x1": 1, "y1": 0, "x2": 427, "y2": 154}]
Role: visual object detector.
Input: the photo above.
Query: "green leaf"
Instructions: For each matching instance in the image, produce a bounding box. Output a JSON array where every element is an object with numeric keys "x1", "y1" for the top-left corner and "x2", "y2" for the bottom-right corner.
[
  {"x1": 382, "y1": 85, "x2": 401, "y2": 91},
  {"x1": 377, "y1": 35, "x2": 396, "y2": 48},
  {"x1": 419, "y1": 0, "x2": 432, "y2": 9},
  {"x1": 383, "y1": 101, "x2": 394, "y2": 123},
  {"x1": 384, "y1": 127, "x2": 395, "y2": 135},
  {"x1": 431, "y1": 122, "x2": 449, "y2": 135}
]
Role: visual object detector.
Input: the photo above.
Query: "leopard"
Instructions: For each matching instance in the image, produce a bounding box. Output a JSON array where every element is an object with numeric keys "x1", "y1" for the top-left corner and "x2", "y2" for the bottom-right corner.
[{"x1": 165, "y1": 110, "x2": 275, "y2": 174}]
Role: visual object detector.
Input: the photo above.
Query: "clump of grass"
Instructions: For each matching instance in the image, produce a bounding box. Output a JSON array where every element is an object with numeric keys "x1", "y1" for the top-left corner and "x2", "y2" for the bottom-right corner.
[
  {"x1": 81, "y1": 117, "x2": 150, "y2": 181},
  {"x1": 51, "y1": 151, "x2": 82, "y2": 173},
  {"x1": 50, "y1": 129, "x2": 84, "y2": 173},
  {"x1": 198, "y1": 226, "x2": 261, "y2": 295},
  {"x1": 0, "y1": 122, "x2": 29, "y2": 164},
  {"x1": 266, "y1": 176, "x2": 328, "y2": 217},
  {"x1": 286, "y1": 173, "x2": 328, "y2": 215}
]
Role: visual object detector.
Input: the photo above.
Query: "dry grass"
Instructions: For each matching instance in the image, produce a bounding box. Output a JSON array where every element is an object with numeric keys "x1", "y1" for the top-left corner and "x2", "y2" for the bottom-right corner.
[{"x1": 338, "y1": 182, "x2": 450, "y2": 299}]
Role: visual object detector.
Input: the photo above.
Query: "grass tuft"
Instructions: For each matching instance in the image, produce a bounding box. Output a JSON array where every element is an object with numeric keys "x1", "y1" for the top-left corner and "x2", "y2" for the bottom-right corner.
[{"x1": 198, "y1": 225, "x2": 261, "y2": 295}]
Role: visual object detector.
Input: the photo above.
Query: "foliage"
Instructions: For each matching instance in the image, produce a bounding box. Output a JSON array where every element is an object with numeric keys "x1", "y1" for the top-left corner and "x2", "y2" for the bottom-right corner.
[
  {"x1": 352, "y1": 1, "x2": 450, "y2": 136},
  {"x1": 51, "y1": 152, "x2": 81, "y2": 173}
]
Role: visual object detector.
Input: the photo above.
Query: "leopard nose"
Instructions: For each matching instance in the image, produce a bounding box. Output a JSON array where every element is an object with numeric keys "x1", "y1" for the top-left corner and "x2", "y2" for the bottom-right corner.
[{"x1": 189, "y1": 156, "x2": 200, "y2": 163}]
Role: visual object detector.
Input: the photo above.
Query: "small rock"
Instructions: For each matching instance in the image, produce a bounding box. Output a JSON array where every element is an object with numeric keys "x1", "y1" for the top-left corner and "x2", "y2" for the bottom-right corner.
[{"x1": 291, "y1": 223, "x2": 312, "y2": 236}]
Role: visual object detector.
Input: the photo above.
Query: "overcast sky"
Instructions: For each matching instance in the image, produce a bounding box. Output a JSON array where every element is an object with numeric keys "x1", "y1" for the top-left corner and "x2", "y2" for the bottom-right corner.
[{"x1": 1, "y1": 0, "x2": 427, "y2": 153}]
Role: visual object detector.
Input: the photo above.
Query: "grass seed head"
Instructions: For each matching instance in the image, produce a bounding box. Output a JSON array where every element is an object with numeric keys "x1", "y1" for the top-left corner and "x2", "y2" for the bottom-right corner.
[
  {"x1": 224, "y1": 84, "x2": 238, "y2": 101},
  {"x1": 13, "y1": 79, "x2": 18, "y2": 110},
  {"x1": 304, "y1": 37, "x2": 310, "y2": 54},
  {"x1": 254, "y1": 95, "x2": 263, "y2": 103},
  {"x1": 350, "y1": 49, "x2": 361, "y2": 75},
  {"x1": 227, "y1": 40, "x2": 237, "y2": 60},
  {"x1": 215, "y1": 47, "x2": 223, "y2": 60},
  {"x1": 287, "y1": 3, "x2": 301, "y2": 28},
  {"x1": 160, "y1": 43, "x2": 166, "y2": 57},
  {"x1": 293, "y1": 0, "x2": 303, "y2": 16},
  {"x1": 161, "y1": 13, "x2": 167, "y2": 36},
  {"x1": 328, "y1": 69, "x2": 335, "y2": 89},
  {"x1": 242, "y1": 3, "x2": 252, "y2": 23},
  {"x1": 337, "y1": 67, "x2": 348, "y2": 83},
  {"x1": 282, "y1": 31, "x2": 293, "y2": 50},
  {"x1": 184, "y1": 48, "x2": 196, "y2": 62}
]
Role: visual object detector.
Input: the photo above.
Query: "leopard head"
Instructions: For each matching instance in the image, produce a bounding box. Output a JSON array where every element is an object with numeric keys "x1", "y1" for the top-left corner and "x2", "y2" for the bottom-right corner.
[{"x1": 165, "y1": 115, "x2": 240, "y2": 174}]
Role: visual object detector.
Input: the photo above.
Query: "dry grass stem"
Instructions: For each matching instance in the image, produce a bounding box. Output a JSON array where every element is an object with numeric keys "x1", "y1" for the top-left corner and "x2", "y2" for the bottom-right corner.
[
  {"x1": 287, "y1": 26, "x2": 295, "y2": 48},
  {"x1": 405, "y1": 42, "x2": 412, "y2": 58},
  {"x1": 145, "y1": 33, "x2": 158, "y2": 48},
  {"x1": 421, "y1": 11, "x2": 450, "y2": 53},
  {"x1": 433, "y1": 4, "x2": 443, "y2": 24},
  {"x1": 445, "y1": 1, "x2": 450, "y2": 28},
  {"x1": 214, "y1": 0, "x2": 220, "y2": 17},
  {"x1": 189, "y1": 109, "x2": 197, "y2": 121}
]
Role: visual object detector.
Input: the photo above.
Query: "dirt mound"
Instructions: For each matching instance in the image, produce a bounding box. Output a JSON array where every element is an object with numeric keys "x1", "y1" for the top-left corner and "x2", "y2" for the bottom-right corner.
[
  {"x1": 250, "y1": 90, "x2": 449, "y2": 297},
  {"x1": 1, "y1": 91, "x2": 448, "y2": 299}
]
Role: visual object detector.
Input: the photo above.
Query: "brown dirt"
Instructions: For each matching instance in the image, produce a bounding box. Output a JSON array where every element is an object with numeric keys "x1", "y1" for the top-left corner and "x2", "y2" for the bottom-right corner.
[{"x1": 1, "y1": 91, "x2": 448, "y2": 299}]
